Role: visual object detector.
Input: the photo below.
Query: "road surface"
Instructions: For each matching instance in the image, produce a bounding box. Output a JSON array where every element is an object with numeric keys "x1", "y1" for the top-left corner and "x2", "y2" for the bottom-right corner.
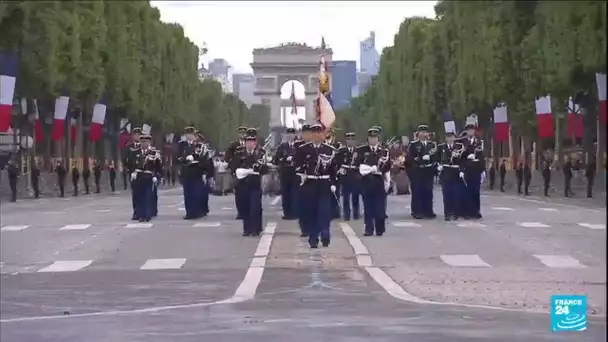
[{"x1": 1, "y1": 188, "x2": 606, "y2": 341}]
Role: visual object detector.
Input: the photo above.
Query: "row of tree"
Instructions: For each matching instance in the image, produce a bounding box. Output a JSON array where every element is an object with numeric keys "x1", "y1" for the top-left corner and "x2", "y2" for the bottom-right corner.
[
  {"x1": 335, "y1": 1, "x2": 606, "y2": 166},
  {"x1": 1, "y1": 1, "x2": 269, "y2": 165}
]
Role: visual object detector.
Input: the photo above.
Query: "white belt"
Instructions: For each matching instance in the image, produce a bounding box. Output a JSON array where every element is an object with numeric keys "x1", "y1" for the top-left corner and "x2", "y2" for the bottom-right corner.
[
  {"x1": 135, "y1": 169, "x2": 153, "y2": 174},
  {"x1": 306, "y1": 175, "x2": 330, "y2": 179},
  {"x1": 418, "y1": 164, "x2": 435, "y2": 168},
  {"x1": 442, "y1": 165, "x2": 459, "y2": 168},
  {"x1": 342, "y1": 165, "x2": 357, "y2": 169}
]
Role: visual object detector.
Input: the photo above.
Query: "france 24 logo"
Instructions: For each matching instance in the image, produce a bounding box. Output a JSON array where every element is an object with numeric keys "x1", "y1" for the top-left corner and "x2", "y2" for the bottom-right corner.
[{"x1": 551, "y1": 295, "x2": 587, "y2": 332}]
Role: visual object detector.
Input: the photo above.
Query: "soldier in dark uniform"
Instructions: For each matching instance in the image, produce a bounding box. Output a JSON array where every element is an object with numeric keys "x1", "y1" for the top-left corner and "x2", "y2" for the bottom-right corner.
[
  {"x1": 55, "y1": 160, "x2": 66, "y2": 197},
  {"x1": 93, "y1": 160, "x2": 102, "y2": 193},
  {"x1": 294, "y1": 124, "x2": 312, "y2": 237},
  {"x1": 294, "y1": 123, "x2": 338, "y2": 248},
  {"x1": 336, "y1": 132, "x2": 361, "y2": 221},
  {"x1": 355, "y1": 127, "x2": 391, "y2": 235},
  {"x1": 499, "y1": 158, "x2": 507, "y2": 192},
  {"x1": 585, "y1": 156, "x2": 596, "y2": 198},
  {"x1": 406, "y1": 125, "x2": 437, "y2": 219},
  {"x1": 123, "y1": 127, "x2": 142, "y2": 218},
  {"x1": 6, "y1": 159, "x2": 18, "y2": 202},
  {"x1": 108, "y1": 161, "x2": 116, "y2": 192},
  {"x1": 488, "y1": 161, "x2": 496, "y2": 190},
  {"x1": 31, "y1": 161, "x2": 40, "y2": 199},
  {"x1": 542, "y1": 159, "x2": 551, "y2": 197},
  {"x1": 458, "y1": 124, "x2": 485, "y2": 219},
  {"x1": 226, "y1": 126, "x2": 248, "y2": 219},
  {"x1": 563, "y1": 157, "x2": 573, "y2": 197},
  {"x1": 515, "y1": 159, "x2": 524, "y2": 194},
  {"x1": 274, "y1": 127, "x2": 299, "y2": 220},
  {"x1": 231, "y1": 129, "x2": 269, "y2": 236},
  {"x1": 150, "y1": 146, "x2": 162, "y2": 217},
  {"x1": 197, "y1": 133, "x2": 214, "y2": 217},
  {"x1": 177, "y1": 127, "x2": 204, "y2": 220},
  {"x1": 82, "y1": 162, "x2": 91, "y2": 195},
  {"x1": 523, "y1": 159, "x2": 532, "y2": 195},
  {"x1": 71, "y1": 164, "x2": 80, "y2": 196},
  {"x1": 325, "y1": 128, "x2": 342, "y2": 219},
  {"x1": 130, "y1": 135, "x2": 162, "y2": 222},
  {"x1": 435, "y1": 131, "x2": 462, "y2": 221}
]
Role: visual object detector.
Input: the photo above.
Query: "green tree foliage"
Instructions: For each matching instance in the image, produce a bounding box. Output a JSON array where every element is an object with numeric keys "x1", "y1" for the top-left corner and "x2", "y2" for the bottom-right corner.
[
  {"x1": 339, "y1": 0, "x2": 606, "y2": 145},
  {"x1": 0, "y1": 0, "x2": 258, "y2": 156}
]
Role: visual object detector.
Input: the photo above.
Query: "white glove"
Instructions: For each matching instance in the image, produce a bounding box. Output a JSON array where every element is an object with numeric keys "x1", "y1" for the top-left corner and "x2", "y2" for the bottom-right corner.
[
  {"x1": 286, "y1": 156, "x2": 292, "y2": 161},
  {"x1": 459, "y1": 172, "x2": 465, "y2": 179},
  {"x1": 235, "y1": 168, "x2": 250, "y2": 179},
  {"x1": 152, "y1": 177, "x2": 157, "y2": 183},
  {"x1": 467, "y1": 154, "x2": 475, "y2": 160},
  {"x1": 330, "y1": 185, "x2": 337, "y2": 193},
  {"x1": 437, "y1": 165, "x2": 443, "y2": 172},
  {"x1": 207, "y1": 178, "x2": 215, "y2": 188},
  {"x1": 202, "y1": 175, "x2": 207, "y2": 183},
  {"x1": 480, "y1": 171, "x2": 486, "y2": 184},
  {"x1": 186, "y1": 155, "x2": 194, "y2": 162},
  {"x1": 299, "y1": 173, "x2": 307, "y2": 185},
  {"x1": 359, "y1": 164, "x2": 373, "y2": 176},
  {"x1": 370, "y1": 165, "x2": 378, "y2": 173},
  {"x1": 422, "y1": 154, "x2": 430, "y2": 161},
  {"x1": 131, "y1": 172, "x2": 137, "y2": 181}
]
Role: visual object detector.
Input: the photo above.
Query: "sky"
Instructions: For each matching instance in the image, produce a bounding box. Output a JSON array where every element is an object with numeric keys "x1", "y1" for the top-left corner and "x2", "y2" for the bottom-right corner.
[{"x1": 152, "y1": 1, "x2": 437, "y2": 74}]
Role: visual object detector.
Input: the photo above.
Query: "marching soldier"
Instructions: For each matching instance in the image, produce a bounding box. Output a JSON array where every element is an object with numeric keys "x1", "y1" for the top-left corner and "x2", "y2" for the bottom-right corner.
[
  {"x1": 31, "y1": 161, "x2": 40, "y2": 199},
  {"x1": 82, "y1": 162, "x2": 91, "y2": 195},
  {"x1": 231, "y1": 128, "x2": 270, "y2": 236},
  {"x1": 542, "y1": 159, "x2": 551, "y2": 197},
  {"x1": 177, "y1": 127, "x2": 205, "y2": 220},
  {"x1": 515, "y1": 159, "x2": 524, "y2": 194},
  {"x1": 294, "y1": 123, "x2": 338, "y2": 248},
  {"x1": 563, "y1": 156, "x2": 574, "y2": 197},
  {"x1": 150, "y1": 146, "x2": 162, "y2": 217},
  {"x1": 123, "y1": 127, "x2": 142, "y2": 218},
  {"x1": 458, "y1": 124, "x2": 485, "y2": 219},
  {"x1": 226, "y1": 126, "x2": 248, "y2": 219},
  {"x1": 274, "y1": 127, "x2": 299, "y2": 220},
  {"x1": 585, "y1": 155, "x2": 596, "y2": 198},
  {"x1": 435, "y1": 131, "x2": 462, "y2": 221},
  {"x1": 71, "y1": 164, "x2": 80, "y2": 197},
  {"x1": 294, "y1": 124, "x2": 312, "y2": 237},
  {"x1": 499, "y1": 158, "x2": 507, "y2": 192},
  {"x1": 336, "y1": 132, "x2": 361, "y2": 221},
  {"x1": 356, "y1": 127, "x2": 391, "y2": 235},
  {"x1": 197, "y1": 132, "x2": 214, "y2": 217},
  {"x1": 325, "y1": 128, "x2": 342, "y2": 219},
  {"x1": 523, "y1": 159, "x2": 532, "y2": 195},
  {"x1": 406, "y1": 125, "x2": 437, "y2": 219},
  {"x1": 130, "y1": 135, "x2": 162, "y2": 222},
  {"x1": 55, "y1": 160, "x2": 67, "y2": 197},
  {"x1": 93, "y1": 160, "x2": 102, "y2": 193},
  {"x1": 108, "y1": 161, "x2": 116, "y2": 192},
  {"x1": 6, "y1": 158, "x2": 18, "y2": 202}
]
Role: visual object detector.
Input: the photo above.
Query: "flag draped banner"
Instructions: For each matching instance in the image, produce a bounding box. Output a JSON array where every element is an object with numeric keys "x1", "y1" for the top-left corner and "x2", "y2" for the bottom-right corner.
[
  {"x1": 566, "y1": 97, "x2": 582, "y2": 138},
  {"x1": 441, "y1": 108, "x2": 456, "y2": 135},
  {"x1": 0, "y1": 52, "x2": 18, "y2": 132},
  {"x1": 596, "y1": 73, "x2": 606, "y2": 124},
  {"x1": 493, "y1": 104, "x2": 509, "y2": 142},
  {"x1": 89, "y1": 97, "x2": 107, "y2": 142},
  {"x1": 317, "y1": 37, "x2": 335, "y2": 129},
  {"x1": 534, "y1": 95, "x2": 553, "y2": 138},
  {"x1": 290, "y1": 82, "x2": 297, "y2": 115},
  {"x1": 51, "y1": 93, "x2": 70, "y2": 141}
]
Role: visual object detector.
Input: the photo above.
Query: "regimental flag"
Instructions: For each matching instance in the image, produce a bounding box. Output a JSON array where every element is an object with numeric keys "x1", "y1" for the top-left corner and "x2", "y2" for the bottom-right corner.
[
  {"x1": 493, "y1": 104, "x2": 509, "y2": 142},
  {"x1": 0, "y1": 52, "x2": 18, "y2": 132},
  {"x1": 142, "y1": 124, "x2": 151, "y2": 135},
  {"x1": 596, "y1": 73, "x2": 606, "y2": 124},
  {"x1": 51, "y1": 91, "x2": 70, "y2": 141},
  {"x1": 33, "y1": 99, "x2": 43, "y2": 141},
  {"x1": 290, "y1": 82, "x2": 297, "y2": 115},
  {"x1": 534, "y1": 95, "x2": 553, "y2": 138},
  {"x1": 441, "y1": 108, "x2": 456, "y2": 135},
  {"x1": 566, "y1": 97, "x2": 583, "y2": 138},
  {"x1": 89, "y1": 96, "x2": 107, "y2": 142},
  {"x1": 317, "y1": 37, "x2": 335, "y2": 129},
  {"x1": 70, "y1": 118, "x2": 77, "y2": 143}
]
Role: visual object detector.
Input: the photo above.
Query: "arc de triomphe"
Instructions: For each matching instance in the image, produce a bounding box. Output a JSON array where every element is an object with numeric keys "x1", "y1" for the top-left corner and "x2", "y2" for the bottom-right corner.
[{"x1": 251, "y1": 43, "x2": 333, "y2": 130}]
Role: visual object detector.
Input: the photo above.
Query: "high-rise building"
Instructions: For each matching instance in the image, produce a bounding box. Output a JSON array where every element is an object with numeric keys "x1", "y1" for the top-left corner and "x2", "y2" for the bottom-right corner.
[
  {"x1": 232, "y1": 73, "x2": 254, "y2": 95},
  {"x1": 232, "y1": 73, "x2": 258, "y2": 108},
  {"x1": 331, "y1": 61, "x2": 357, "y2": 110},
  {"x1": 357, "y1": 72, "x2": 373, "y2": 95},
  {"x1": 359, "y1": 31, "x2": 380, "y2": 76},
  {"x1": 208, "y1": 58, "x2": 230, "y2": 78}
]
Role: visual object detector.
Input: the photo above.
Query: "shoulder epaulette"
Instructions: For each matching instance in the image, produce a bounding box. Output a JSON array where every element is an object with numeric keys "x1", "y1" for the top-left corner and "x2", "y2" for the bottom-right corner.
[
  {"x1": 301, "y1": 142, "x2": 312, "y2": 147},
  {"x1": 322, "y1": 142, "x2": 336, "y2": 150}
]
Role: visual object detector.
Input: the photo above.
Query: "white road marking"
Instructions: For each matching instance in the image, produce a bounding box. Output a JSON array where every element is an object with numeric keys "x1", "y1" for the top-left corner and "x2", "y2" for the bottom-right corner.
[
  {"x1": 391, "y1": 221, "x2": 421, "y2": 227},
  {"x1": 457, "y1": 222, "x2": 486, "y2": 228},
  {"x1": 221, "y1": 207, "x2": 234, "y2": 210},
  {"x1": 140, "y1": 258, "x2": 186, "y2": 270},
  {"x1": 533, "y1": 255, "x2": 587, "y2": 269},
  {"x1": 125, "y1": 223, "x2": 153, "y2": 229},
  {"x1": 96, "y1": 209, "x2": 111, "y2": 213},
  {"x1": 1, "y1": 225, "x2": 29, "y2": 231},
  {"x1": 517, "y1": 222, "x2": 550, "y2": 228},
  {"x1": 578, "y1": 223, "x2": 606, "y2": 230},
  {"x1": 37, "y1": 260, "x2": 93, "y2": 273},
  {"x1": 178, "y1": 208, "x2": 185, "y2": 211},
  {"x1": 270, "y1": 196, "x2": 281, "y2": 206},
  {"x1": 193, "y1": 222, "x2": 221, "y2": 228},
  {"x1": 59, "y1": 224, "x2": 91, "y2": 231},
  {"x1": 538, "y1": 208, "x2": 558, "y2": 212},
  {"x1": 440, "y1": 254, "x2": 491, "y2": 267},
  {"x1": 340, "y1": 223, "x2": 369, "y2": 255},
  {"x1": 491, "y1": 207, "x2": 514, "y2": 211}
]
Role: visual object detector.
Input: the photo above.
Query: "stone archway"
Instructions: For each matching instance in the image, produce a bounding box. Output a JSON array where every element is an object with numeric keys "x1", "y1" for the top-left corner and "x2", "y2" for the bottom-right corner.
[
  {"x1": 251, "y1": 43, "x2": 333, "y2": 131},
  {"x1": 279, "y1": 80, "x2": 306, "y2": 128}
]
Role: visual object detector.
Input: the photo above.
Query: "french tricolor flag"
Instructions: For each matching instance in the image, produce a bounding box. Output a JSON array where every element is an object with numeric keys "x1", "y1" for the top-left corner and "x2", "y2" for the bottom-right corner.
[
  {"x1": 596, "y1": 73, "x2": 606, "y2": 124},
  {"x1": 32, "y1": 99, "x2": 43, "y2": 141},
  {"x1": 442, "y1": 108, "x2": 456, "y2": 135},
  {"x1": 493, "y1": 104, "x2": 509, "y2": 142},
  {"x1": 534, "y1": 95, "x2": 553, "y2": 138},
  {"x1": 89, "y1": 97, "x2": 107, "y2": 142},
  {"x1": 51, "y1": 92, "x2": 70, "y2": 141},
  {"x1": 0, "y1": 52, "x2": 18, "y2": 132},
  {"x1": 566, "y1": 97, "x2": 582, "y2": 138}
]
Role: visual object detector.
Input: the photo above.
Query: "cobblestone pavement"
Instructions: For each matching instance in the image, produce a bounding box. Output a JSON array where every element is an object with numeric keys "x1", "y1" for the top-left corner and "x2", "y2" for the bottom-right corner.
[{"x1": 1, "y1": 188, "x2": 605, "y2": 341}]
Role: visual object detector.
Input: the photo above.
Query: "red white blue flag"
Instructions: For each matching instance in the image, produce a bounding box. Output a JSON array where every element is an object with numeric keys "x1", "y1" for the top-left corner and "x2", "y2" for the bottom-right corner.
[
  {"x1": 0, "y1": 52, "x2": 18, "y2": 132},
  {"x1": 317, "y1": 37, "x2": 335, "y2": 129},
  {"x1": 89, "y1": 95, "x2": 107, "y2": 142}
]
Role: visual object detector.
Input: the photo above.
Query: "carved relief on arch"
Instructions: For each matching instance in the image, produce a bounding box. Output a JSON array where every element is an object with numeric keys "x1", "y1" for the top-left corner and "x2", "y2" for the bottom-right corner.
[{"x1": 256, "y1": 77, "x2": 276, "y2": 89}]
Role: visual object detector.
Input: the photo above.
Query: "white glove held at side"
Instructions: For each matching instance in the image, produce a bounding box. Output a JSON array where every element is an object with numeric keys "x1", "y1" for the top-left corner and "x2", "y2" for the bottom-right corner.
[
  {"x1": 467, "y1": 154, "x2": 475, "y2": 160},
  {"x1": 459, "y1": 172, "x2": 465, "y2": 179},
  {"x1": 131, "y1": 172, "x2": 137, "y2": 181},
  {"x1": 186, "y1": 155, "x2": 194, "y2": 162},
  {"x1": 330, "y1": 185, "x2": 337, "y2": 193},
  {"x1": 437, "y1": 165, "x2": 443, "y2": 172},
  {"x1": 422, "y1": 154, "x2": 430, "y2": 161},
  {"x1": 286, "y1": 156, "x2": 292, "y2": 161}
]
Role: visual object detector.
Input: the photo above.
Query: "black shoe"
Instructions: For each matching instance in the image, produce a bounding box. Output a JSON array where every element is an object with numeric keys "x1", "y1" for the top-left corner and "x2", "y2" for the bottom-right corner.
[
  {"x1": 131, "y1": 214, "x2": 138, "y2": 221},
  {"x1": 363, "y1": 232, "x2": 373, "y2": 236},
  {"x1": 310, "y1": 244, "x2": 318, "y2": 248},
  {"x1": 353, "y1": 216, "x2": 360, "y2": 220},
  {"x1": 321, "y1": 239, "x2": 330, "y2": 247},
  {"x1": 375, "y1": 232, "x2": 383, "y2": 236},
  {"x1": 413, "y1": 214, "x2": 424, "y2": 220},
  {"x1": 450, "y1": 215, "x2": 458, "y2": 221},
  {"x1": 444, "y1": 216, "x2": 452, "y2": 221},
  {"x1": 145, "y1": 219, "x2": 151, "y2": 222},
  {"x1": 236, "y1": 215, "x2": 243, "y2": 220},
  {"x1": 281, "y1": 216, "x2": 289, "y2": 220},
  {"x1": 242, "y1": 232, "x2": 251, "y2": 237},
  {"x1": 475, "y1": 213, "x2": 482, "y2": 219},
  {"x1": 138, "y1": 219, "x2": 145, "y2": 222},
  {"x1": 300, "y1": 233, "x2": 309, "y2": 237},
  {"x1": 343, "y1": 217, "x2": 350, "y2": 221},
  {"x1": 183, "y1": 215, "x2": 193, "y2": 220},
  {"x1": 427, "y1": 213, "x2": 437, "y2": 219},
  {"x1": 252, "y1": 231, "x2": 261, "y2": 236}
]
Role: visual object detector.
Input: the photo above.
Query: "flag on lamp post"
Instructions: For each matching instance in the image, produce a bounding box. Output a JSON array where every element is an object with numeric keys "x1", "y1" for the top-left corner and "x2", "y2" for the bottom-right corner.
[
  {"x1": 0, "y1": 52, "x2": 18, "y2": 132},
  {"x1": 493, "y1": 104, "x2": 509, "y2": 142},
  {"x1": 534, "y1": 95, "x2": 553, "y2": 138},
  {"x1": 596, "y1": 73, "x2": 606, "y2": 124},
  {"x1": 51, "y1": 91, "x2": 70, "y2": 141},
  {"x1": 89, "y1": 96, "x2": 107, "y2": 142}
]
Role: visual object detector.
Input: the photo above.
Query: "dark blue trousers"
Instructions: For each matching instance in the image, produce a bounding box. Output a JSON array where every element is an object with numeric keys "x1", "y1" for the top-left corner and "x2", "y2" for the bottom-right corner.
[
  {"x1": 130, "y1": 179, "x2": 137, "y2": 217},
  {"x1": 462, "y1": 172, "x2": 481, "y2": 217},
  {"x1": 361, "y1": 176, "x2": 387, "y2": 235},
  {"x1": 297, "y1": 182, "x2": 308, "y2": 235},
  {"x1": 135, "y1": 178, "x2": 154, "y2": 221},
  {"x1": 200, "y1": 181, "x2": 209, "y2": 215},
  {"x1": 301, "y1": 180, "x2": 331, "y2": 246},
  {"x1": 341, "y1": 175, "x2": 360, "y2": 220},
  {"x1": 234, "y1": 182, "x2": 245, "y2": 218},
  {"x1": 280, "y1": 172, "x2": 299, "y2": 218},
  {"x1": 441, "y1": 177, "x2": 460, "y2": 217},
  {"x1": 242, "y1": 185, "x2": 263, "y2": 234},
  {"x1": 152, "y1": 185, "x2": 158, "y2": 217},
  {"x1": 418, "y1": 170, "x2": 435, "y2": 215},
  {"x1": 183, "y1": 178, "x2": 202, "y2": 218}
]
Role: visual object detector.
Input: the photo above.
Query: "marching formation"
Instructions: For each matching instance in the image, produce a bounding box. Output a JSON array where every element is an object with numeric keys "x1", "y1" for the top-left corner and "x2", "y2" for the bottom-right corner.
[{"x1": 120, "y1": 122, "x2": 485, "y2": 248}]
